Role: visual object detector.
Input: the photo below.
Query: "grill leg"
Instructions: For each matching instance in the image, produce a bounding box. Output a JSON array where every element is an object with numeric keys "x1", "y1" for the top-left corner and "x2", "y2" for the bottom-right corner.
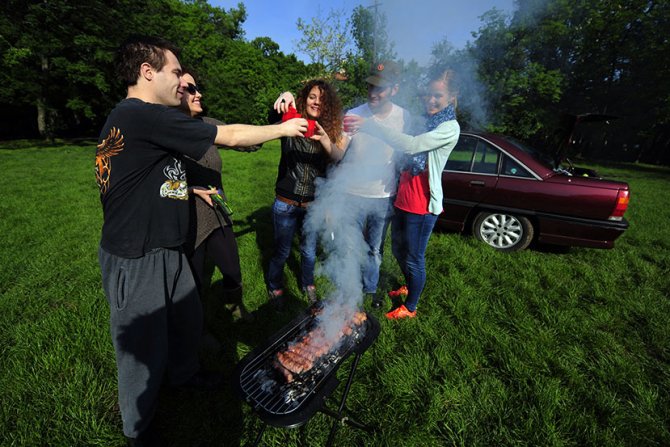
[
  {"x1": 251, "y1": 422, "x2": 267, "y2": 447},
  {"x1": 322, "y1": 352, "x2": 375, "y2": 447}
]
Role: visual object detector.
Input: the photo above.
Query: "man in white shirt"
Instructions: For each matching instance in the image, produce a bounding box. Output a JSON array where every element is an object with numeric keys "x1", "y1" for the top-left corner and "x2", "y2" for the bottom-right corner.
[{"x1": 340, "y1": 61, "x2": 416, "y2": 308}]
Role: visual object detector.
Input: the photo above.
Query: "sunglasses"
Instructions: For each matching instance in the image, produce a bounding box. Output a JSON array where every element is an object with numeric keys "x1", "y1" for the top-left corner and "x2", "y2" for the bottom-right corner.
[{"x1": 185, "y1": 83, "x2": 201, "y2": 95}]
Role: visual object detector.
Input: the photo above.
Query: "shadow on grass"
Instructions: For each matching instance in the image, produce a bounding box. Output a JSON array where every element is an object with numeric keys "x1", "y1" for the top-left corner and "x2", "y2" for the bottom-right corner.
[
  {"x1": 110, "y1": 266, "x2": 306, "y2": 447},
  {"x1": 533, "y1": 242, "x2": 572, "y2": 254},
  {"x1": 435, "y1": 221, "x2": 604, "y2": 255},
  {"x1": 144, "y1": 287, "x2": 305, "y2": 446},
  {"x1": 112, "y1": 290, "x2": 245, "y2": 447},
  {"x1": 159, "y1": 268, "x2": 320, "y2": 446},
  {"x1": 235, "y1": 205, "x2": 306, "y2": 293},
  {"x1": 435, "y1": 225, "x2": 571, "y2": 254}
]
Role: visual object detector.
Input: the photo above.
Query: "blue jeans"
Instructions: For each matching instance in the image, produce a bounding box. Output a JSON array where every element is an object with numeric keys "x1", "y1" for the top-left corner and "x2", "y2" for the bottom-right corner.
[
  {"x1": 391, "y1": 209, "x2": 439, "y2": 312},
  {"x1": 351, "y1": 195, "x2": 394, "y2": 293},
  {"x1": 267, "y1": 198, "x2": 317, "y2": 290}
]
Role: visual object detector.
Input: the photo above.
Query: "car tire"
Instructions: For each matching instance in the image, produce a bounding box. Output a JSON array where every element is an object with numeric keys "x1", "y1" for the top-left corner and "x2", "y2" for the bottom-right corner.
[{"x1": 473, "y1": 211, "x2": 534, "y2": 252}]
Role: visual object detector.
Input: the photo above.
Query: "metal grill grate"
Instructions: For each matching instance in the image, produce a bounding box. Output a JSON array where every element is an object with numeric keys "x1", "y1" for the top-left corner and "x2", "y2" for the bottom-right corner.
[{"x1": 238, "y1": 313, "x2": 369, "y2": 416}]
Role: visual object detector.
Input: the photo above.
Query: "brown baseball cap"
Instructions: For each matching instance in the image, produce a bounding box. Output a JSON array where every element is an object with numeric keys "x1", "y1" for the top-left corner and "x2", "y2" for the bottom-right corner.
[{"x1": 365, "y1": 61, "x2": 401, "y2": 87}]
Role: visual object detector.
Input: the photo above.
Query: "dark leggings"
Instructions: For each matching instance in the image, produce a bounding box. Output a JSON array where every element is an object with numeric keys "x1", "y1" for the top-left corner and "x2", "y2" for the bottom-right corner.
[{"x1": 189, "y1": 225, "x2": 242, "y2": 292}]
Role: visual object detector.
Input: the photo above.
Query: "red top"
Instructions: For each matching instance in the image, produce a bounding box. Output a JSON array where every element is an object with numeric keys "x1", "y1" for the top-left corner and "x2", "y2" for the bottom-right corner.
[{"x1": 394, "y1": 170, "x2": 430, "y2": 215}]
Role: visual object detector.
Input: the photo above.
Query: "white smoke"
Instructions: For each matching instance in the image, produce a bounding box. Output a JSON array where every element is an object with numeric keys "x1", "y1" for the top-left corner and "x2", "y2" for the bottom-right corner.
[
  {"x1": 373, "y1": 0, "x2": 509, "y2": 130},
  {"x1": 303, "y1": 134, "x2": 395, "y2": 340},
  {"x1": 296, "y1": 1, "x2": 519, "y2": 338}
]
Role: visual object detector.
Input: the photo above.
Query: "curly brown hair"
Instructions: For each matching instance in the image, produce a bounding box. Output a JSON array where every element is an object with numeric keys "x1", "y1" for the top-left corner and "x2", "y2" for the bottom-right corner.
[{"x1": 295, "y1": 79, "x2": 343, "y2": 144}]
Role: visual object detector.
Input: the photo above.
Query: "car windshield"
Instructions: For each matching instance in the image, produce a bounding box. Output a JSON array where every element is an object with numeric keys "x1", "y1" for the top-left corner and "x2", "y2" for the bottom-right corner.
[{"x1": 499, "y1": 136, "x2": 555, "y2": 169}]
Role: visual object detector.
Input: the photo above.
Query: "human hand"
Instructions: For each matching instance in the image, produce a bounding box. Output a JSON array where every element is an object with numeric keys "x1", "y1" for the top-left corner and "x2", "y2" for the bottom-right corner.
[
  {"x1": 310, "y1": 121, "x2": 330, "y2": 143},
  {"x1": 190, "y1": 186, "x2": 216, "y2": 207},
  {"x1": 343, "y1": 115, "x2": 363, "y2": 136},
  {"x1": 274, "y1": 91, "x2": 296, "y2": 113},
  {"x1": 279, "y1": 117, "x2": 308, "y2": 137}
]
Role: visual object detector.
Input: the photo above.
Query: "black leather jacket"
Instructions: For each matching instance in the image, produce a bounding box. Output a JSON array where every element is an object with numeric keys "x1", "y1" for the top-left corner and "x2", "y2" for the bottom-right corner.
[{"x1": 269, "y1": 109, "x2": 330, "y2": 202}]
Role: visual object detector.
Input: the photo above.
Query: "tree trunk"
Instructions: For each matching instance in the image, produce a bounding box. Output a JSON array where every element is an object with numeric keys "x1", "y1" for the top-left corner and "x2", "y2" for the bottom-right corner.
[
  {"x1": 37, "y1": 98, "x2": 46, "y2": 138},
  {"x1": 37, "y1": 55, "x2": 54, "y2": 143}
]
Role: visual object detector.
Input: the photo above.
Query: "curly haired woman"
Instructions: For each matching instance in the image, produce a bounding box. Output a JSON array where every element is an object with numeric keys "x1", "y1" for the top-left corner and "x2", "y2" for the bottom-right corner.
[{"x1": 267, "y1": 79, "x2": 347, "y2": 308}]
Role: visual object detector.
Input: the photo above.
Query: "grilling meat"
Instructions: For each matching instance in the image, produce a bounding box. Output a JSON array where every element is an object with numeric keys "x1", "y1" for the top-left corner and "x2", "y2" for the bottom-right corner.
[{"x1": 274, "y1": 310, "x2": 367, "y2": 382}]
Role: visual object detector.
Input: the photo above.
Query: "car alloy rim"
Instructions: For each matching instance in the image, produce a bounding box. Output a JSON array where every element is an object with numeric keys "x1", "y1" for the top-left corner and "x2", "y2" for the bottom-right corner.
[{"x1": 479, "y1": 213, "x2": 523, "y2": 249}]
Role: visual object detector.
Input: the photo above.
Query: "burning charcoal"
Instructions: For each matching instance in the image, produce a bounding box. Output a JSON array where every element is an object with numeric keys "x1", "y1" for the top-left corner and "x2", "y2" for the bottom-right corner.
[
  {"x1": 284, "y1": 387, "x2": 306, "y2": 404},
  {"x1": 253, "y1": 368, "x2": 277, "y2": 392}
]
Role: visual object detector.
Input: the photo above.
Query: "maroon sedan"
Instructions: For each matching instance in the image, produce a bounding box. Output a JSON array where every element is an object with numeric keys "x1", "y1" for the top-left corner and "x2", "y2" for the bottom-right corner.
[{"x1": 438, "y1": 132, "x2": 630, "y2": 251}]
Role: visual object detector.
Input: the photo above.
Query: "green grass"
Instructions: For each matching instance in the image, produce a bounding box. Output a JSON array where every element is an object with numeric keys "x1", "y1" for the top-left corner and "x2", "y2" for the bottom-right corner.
[{"x1": 1, "y1": 140, "x2": 669, "y2": 446}]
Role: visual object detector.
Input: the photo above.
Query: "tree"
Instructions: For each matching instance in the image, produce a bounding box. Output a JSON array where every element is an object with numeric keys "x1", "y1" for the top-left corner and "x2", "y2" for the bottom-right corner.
[
  {"x1": 349, "y1": 5, "x2": 395, "y2": 65},
  {"x1": 0, "y1": 0, "x2": 264, "y2": 138},
  {"x1": 0, "y1": 0, "x2": 128, "y2": 139},
  {"x1": 469, "y1": 7, "x2": 565, "y2": 139},
  {"x1": 523, "y1": 0, "x2": 668, "y2": 162},
  {"x1": 199, "y1": 37, "x2": 316, "y2": 125},
  {"x1": 328, "y1": 5, "x2": 398, "y2": 110},
  {"x1": 295, "y1": 7, "x2": 351, "y2": 74}
]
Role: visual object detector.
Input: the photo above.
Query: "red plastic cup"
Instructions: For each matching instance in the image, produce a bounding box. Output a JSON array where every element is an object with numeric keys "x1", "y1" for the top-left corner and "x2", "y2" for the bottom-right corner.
[
  {"x1": 282, "y1": 105, "x2": 316, "y2": 138},
  {"x1": 343, "y1": 115, "x2": 360, "y2": 136}
]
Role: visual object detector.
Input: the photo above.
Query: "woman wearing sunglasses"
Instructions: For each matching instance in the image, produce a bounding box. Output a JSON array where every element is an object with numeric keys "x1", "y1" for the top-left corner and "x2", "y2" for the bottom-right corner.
[{"x1": 179, "y1": 69, "x2": 255, "y2": 320}]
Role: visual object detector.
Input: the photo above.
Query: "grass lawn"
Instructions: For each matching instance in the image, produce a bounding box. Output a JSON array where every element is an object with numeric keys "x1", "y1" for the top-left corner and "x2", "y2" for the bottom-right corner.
[{"x1": 1, "y1": 140, "x2": 669, "y2": 446}]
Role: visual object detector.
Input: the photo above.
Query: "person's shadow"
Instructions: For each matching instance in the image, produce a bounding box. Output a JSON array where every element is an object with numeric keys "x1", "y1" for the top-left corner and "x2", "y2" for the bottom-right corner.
[
  {"x1": 111, "y1": 203, "x2": 321, "y2": 446},
  {"x1": 114, "y1": 287, "x2": 298, "y2": 446},
  {"x1": 137, "y1": 205, "x2": 317, "y2": 445}
]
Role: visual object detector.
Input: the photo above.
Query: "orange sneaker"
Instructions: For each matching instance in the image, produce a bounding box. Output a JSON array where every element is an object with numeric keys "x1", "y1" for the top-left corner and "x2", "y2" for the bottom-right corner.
[
  {"x1": 388, "y1": 285, "x2": 408, "y2": 297},
  {"x1": 385, "y1": 305, "x2": 416, "y2": 320}
]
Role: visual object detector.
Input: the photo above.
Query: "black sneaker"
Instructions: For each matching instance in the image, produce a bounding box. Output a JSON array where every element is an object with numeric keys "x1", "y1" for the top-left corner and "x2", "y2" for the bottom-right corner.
[{"x1": 368, "y1": 292, "x2": 383, "y2": 309}]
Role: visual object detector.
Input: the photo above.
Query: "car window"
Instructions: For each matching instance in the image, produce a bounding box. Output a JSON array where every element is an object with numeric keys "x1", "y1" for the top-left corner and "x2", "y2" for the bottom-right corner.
[
  {"x1": 445, "y1": 136, "x2": 476, "y2": 172},
  {"x1": 472, "y1": 141, "x2": 500, "y2": 174},
  {"x1": 501, "y1": 154, "x2": 534, "y2": 178},
  {"x1": 500, "y1": 136, "x2": 554, "y2": 169}
]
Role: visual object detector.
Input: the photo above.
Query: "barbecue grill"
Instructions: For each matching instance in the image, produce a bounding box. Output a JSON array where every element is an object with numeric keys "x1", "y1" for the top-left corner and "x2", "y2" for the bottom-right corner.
[{"x1": 234, "y1": 302, "x2": 381, "y2": 446}]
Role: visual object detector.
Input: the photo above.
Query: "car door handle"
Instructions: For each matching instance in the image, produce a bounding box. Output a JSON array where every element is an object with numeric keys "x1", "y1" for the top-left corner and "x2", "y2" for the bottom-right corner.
[{"x1": 469, "y1": 180, "x2": 486, "y2": 187}]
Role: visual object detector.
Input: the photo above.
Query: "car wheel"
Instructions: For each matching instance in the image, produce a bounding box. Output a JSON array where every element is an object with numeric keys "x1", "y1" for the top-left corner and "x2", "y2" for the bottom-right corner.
[{"x1": 473, "y1": 211, "x2": 534, "y2": 252}]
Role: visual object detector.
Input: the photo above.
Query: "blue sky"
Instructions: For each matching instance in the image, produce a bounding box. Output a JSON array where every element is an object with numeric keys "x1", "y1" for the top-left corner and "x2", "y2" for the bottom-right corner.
[{"x1": 209, "y1": 0, "x2": 516, "y2": 65}]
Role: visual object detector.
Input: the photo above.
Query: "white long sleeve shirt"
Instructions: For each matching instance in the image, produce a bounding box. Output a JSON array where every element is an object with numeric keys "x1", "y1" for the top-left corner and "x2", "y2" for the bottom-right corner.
[{"x1": 362, "y1": 118, "x2": 460, "y2": 214}]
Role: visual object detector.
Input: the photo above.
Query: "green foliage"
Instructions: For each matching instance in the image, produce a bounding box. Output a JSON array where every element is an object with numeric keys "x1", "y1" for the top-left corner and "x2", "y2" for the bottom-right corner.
[
  {"x1": 333, "y1": 58, "x2": 369, "y2": 110},
  {"x1": 2, "y1": 0, "x2": 668, "y2": 164},
  {"x1": 0, "y1": 0, "x2": 128, "y2": 137},
  {"x1": 295, "y1": 8, "x2": 351, "y2": 73},
  {"x1": 462, "y1": 0, "x2": 670, "y2": 163},
  {"x1": 193, "y1": 39, "x2": 318, "y2": 125},
  {"x1": 349, "y1": 5, "x2": 395, "y2": 65},
  {"x1": 0, "y1": 0, "x2": 315, "y2": 137}
]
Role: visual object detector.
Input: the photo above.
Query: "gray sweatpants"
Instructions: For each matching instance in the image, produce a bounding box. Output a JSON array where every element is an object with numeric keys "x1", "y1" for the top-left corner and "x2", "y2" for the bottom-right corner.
[{"x1": 98, "y1": 245, "x2": 202, "y2": 438}]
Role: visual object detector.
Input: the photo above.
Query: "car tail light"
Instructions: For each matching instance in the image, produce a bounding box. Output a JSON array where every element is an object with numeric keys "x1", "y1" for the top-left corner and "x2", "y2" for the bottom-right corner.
[{"x1": 609, "y1": 189, "x2": 630, "y2": 221}]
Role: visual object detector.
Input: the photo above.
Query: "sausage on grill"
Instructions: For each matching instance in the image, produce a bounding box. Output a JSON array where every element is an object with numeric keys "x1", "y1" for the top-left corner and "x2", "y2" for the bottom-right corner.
[{"x1": 274, "y1": 311, "x2": 367, "y2": 381}]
